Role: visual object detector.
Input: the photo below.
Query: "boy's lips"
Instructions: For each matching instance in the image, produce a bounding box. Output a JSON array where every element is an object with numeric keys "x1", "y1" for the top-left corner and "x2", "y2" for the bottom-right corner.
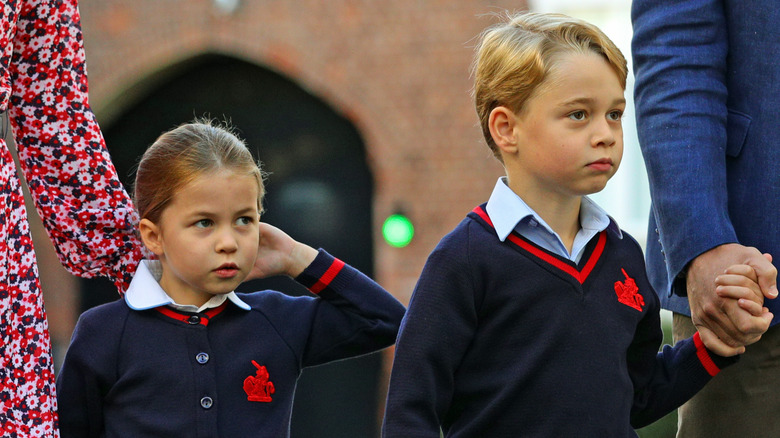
[{"x1": 587, "y1": 158, "x2": 614, "y2": 171}]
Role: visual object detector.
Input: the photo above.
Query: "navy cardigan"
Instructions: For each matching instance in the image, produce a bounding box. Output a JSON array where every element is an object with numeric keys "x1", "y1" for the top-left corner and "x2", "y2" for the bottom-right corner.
[{"x1": 57, "y1": 250, "x2": 405, "y2": 437}]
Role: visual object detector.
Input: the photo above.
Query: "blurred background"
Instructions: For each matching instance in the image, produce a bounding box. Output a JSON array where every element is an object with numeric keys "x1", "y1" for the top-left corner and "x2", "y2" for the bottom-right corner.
[{"x1": 13, "y1": 0, "x2": 675, "y2": 436}]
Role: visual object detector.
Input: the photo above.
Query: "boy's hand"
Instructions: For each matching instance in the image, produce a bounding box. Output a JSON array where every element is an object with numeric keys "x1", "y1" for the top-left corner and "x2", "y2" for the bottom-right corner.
[
  {"x1": 699, "y1": 258, "x2": 774, "y2": 356},
  {"x1": 715, "y1": 263, "x2": 771, "y2": 317},
  {"x1": 246, "y1": 222, "x2": 318, "y2": 280},
  {"x1": 688, "y1": 247, "x2": 775, "y2": 357}
]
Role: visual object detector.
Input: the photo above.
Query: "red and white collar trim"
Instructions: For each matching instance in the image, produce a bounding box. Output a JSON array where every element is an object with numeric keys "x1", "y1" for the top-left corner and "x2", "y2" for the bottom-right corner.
[
  {"x1": 156, "y1": 303, "x2": 228, "y2": 327},
  {"x1": 125, "y1": 260, "x2": 251, "y2": 311},
  {"x1": 474, "y1": 206, "x2": 607, "y2": 285}
]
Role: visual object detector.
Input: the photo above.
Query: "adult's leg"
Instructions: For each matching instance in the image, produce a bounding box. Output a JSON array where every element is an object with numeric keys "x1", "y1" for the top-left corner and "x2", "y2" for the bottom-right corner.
[{"x1": 673, "y1": 314, "x2": 780, "y2": 438}]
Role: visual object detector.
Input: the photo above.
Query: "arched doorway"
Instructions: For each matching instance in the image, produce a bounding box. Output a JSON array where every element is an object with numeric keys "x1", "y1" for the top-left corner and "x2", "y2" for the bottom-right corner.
[{"x1": 82, "y1": 54, "x2": 380, "y2": 437}]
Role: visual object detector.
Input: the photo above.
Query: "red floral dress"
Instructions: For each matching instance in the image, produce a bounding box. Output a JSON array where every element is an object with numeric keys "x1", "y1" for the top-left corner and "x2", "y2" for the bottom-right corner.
[{"x1": 1, "y1": 1, "x2": 143, "y2": 435}]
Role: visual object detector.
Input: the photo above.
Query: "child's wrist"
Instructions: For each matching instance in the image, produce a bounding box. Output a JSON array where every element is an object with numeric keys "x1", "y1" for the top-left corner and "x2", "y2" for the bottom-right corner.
[{"x1": 287, "y1": 243, "x2": 318, "y2": 277}]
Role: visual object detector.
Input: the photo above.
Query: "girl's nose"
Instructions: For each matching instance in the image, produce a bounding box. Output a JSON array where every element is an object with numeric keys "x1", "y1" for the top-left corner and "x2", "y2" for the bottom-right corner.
[{"x1": 216, "y1": 229, "x2": 239, "y2": 253}]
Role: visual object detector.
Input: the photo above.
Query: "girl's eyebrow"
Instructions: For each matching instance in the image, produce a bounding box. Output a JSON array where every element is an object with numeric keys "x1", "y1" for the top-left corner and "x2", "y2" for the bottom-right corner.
[
  {"x1": 236, "y1": 207, "x2": 259, "y2": 216},
  {"x1": 186, "y1": 211, "x2": 216, "y2": 219},
  {"x1": 188, "y1": 205, "x2": 257, "y2": 216}
]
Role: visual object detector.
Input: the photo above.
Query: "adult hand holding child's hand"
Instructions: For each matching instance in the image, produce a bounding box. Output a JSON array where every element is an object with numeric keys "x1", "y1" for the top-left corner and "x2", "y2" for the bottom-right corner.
[{"x1": 689, "y1": 244, "x2": 776, "y2": 356}]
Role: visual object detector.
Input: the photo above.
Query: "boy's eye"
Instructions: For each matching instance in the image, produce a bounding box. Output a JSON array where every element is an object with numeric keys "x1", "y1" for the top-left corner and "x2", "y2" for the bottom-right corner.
[
  {"x1": 194, "y1": 219, "x2": 213, "y2": 228},
  {"x1": 608, "y1": 110, "x2": 623, "y2": 121},
  {"x1": 568, "y1": 110, "x2": 586, "y2": 121}
]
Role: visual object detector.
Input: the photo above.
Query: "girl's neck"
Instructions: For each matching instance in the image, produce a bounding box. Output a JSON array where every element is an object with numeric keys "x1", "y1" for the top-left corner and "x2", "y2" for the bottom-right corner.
[{"x1": 158, "y1": 271, "x2": 212, "y2": 308}]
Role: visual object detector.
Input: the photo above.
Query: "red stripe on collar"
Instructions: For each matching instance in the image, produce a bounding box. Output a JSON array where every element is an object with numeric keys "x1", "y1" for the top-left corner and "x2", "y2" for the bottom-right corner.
[
  {"x1": 473, "y1": 205, "x2": 606, "y2": 284},
  {"x1": 472, "y1": 205, "x2": 494, "y2": 227},
  {"x1": 156, "y1": 302, "x2": 228, "y2": 326}
]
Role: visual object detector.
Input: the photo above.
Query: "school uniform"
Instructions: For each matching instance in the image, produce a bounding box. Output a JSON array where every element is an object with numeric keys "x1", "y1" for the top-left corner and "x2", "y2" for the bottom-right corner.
[
  {"x1": 382, "y1": 179, "x2": 735, "y2": 437},
  {"x1": 57, "y1": 250, "x2": 405, "y2": 438}
]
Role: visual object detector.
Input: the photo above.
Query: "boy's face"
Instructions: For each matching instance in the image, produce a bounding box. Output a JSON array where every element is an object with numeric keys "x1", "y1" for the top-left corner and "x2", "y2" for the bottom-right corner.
[
  {"x1": 145, "y1": 169, "x2": 261, "y2": 307},
  {"x1": 506, "y1": 51, "x2": 625, "y2": 203}
]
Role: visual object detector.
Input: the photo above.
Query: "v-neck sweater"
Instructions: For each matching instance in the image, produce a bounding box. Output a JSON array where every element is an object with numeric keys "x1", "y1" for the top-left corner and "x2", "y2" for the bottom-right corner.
[{"x1": 382, "y1": 205, "x2": 736, "y2": 438}]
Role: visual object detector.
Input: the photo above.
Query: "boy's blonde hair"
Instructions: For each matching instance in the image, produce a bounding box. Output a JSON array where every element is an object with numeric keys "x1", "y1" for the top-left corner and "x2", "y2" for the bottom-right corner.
[
  {"x1": 472, "y1": 11, "x2": 628, "y2": 162},
  {"x1": 134, "y1": 118, "x2": 266, "y2": 223}
]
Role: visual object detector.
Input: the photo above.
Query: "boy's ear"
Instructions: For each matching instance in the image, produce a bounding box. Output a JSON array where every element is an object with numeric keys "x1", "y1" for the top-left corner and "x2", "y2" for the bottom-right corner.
[
  {"x1": 138, "y1": 218, "x2": 164, "y2": 256},
  {"x1": 488, "y1": 106, "x2": 520, "y2": 155}
]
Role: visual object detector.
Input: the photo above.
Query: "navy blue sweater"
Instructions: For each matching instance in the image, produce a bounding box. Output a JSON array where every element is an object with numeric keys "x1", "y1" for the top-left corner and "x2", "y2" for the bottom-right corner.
[
  {"x1": 382, "y1": 206, "x2": 736, "y2": 437},
  {"x1": 56, "y1": 250, "x2": 405, "y2": 438}
]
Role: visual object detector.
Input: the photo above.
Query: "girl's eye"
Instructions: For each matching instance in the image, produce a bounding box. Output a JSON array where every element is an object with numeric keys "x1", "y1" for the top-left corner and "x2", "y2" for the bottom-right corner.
[
  {"x1": 608, "y1": 110, "x2": 623, "y2": 121},
  {"x1": 194, "y1": 219, "x2": 213, "y2": 228},
  {"x1": 568, "y1": 110, "x2": 586, "y2": 121},
  {"x1": 236, "y1": 217, "x2": 254, "y2": 226}
]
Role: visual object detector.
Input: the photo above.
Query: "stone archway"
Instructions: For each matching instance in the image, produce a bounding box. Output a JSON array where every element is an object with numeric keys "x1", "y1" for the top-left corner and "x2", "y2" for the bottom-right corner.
[{"x1": 82, "y1": 54, "x2": 380, "y2": 437}]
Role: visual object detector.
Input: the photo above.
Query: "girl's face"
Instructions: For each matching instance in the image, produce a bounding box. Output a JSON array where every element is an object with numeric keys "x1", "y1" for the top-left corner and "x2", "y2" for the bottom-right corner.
[{"x1": 142, "y1": 168, "x2": 261, "y2": 307}]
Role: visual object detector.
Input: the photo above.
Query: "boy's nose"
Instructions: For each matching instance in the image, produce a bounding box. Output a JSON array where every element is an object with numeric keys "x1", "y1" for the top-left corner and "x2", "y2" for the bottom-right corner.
[{"x1": 592, "y1": 120, "x2": 617, "y2": 147}]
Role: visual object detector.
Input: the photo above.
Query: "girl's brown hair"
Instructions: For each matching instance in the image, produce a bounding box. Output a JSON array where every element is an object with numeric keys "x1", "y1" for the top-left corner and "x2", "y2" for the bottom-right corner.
[{"x1": 133, "y1": 119, "x2": 265, "y2": 223}]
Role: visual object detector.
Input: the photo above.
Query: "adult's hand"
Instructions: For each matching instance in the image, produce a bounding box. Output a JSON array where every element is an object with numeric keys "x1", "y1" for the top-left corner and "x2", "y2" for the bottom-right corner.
[{"x1": 687, "y1": 243, "x2": 777, "y2": 355}]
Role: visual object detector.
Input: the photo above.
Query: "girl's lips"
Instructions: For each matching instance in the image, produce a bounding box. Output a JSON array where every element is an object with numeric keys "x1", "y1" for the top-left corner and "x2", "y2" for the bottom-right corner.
[{"x1": 214, "y1": 264, "x2": 239, "y2": 278}]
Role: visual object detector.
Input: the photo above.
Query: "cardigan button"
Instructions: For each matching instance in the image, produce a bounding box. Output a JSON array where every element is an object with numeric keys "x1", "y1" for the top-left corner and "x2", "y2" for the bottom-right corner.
[
  {"x1": 196, "y1": 352, "x2": 209, "y2": 364},
  {"x1": 200, "y1": 396, "x2": 213, "y2": 409},
  {"x1": 187, "y1": 315, "x2": 201, "y2": 325}
]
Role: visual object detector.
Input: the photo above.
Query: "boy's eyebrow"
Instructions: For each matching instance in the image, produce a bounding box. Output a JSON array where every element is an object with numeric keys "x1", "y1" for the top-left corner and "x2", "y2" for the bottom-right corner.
[{"x1": 559, "y1": 97, "x2": 627, "y2": 107}]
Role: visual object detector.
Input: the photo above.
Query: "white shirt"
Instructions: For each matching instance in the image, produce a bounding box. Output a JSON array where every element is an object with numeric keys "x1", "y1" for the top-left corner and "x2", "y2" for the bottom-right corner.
[
  {"x1": 485, "y1": 177, "x2": 622, "y2": 263},
  {"x1": 125, "y1": 260, "x2": 251, "y2": 312}
]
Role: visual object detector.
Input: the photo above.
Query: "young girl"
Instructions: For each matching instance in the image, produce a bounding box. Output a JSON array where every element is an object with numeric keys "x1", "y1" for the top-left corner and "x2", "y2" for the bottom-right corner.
[{"x1": 56, "y1": 120, "x2": 406, "y2": 437}]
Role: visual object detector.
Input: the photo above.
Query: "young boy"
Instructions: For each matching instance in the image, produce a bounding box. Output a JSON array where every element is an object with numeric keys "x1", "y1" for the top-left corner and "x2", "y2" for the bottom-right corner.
[{"x1": 381, "y1": 12, "x2": 765, "y2": 437}]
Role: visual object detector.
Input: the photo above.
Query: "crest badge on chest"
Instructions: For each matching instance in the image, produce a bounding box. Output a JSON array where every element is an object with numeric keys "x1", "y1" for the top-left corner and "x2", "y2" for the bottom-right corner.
[{"x1": 243, "y1": 360, "x2": 275, "y2": 402}]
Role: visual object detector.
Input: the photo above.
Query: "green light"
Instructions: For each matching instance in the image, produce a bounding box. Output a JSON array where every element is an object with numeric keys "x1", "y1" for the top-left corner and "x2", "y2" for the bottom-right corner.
[{"x1": 382, "y1": 214, "x2": 414, "y2": 248}]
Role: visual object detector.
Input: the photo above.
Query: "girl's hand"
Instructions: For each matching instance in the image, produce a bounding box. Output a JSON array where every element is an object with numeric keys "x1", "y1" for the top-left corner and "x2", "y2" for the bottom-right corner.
[{"x1": 247, "y1": 223, "x2": 318, "y2": 280}]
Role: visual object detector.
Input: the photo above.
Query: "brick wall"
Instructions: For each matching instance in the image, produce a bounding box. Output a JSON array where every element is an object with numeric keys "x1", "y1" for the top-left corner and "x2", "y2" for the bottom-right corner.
[
  {"x1": 74, "y1": 0, "x2": 524, "y2": 305},
  {"x1": 30, "y1": 0, "x2": 532, "y2": 371},
  {"x1": 19, "y1": 0, "x2": 528, "y2": 432}
]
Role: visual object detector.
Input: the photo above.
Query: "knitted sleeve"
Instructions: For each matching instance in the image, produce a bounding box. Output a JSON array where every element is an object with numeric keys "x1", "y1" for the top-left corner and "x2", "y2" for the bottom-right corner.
[
  {"x1": 382, "y1": 224, "x2": 478, "y2": 437},
  {"x1": 56, "y1": 303, "x2": 126, "y2": 437},
  {"x1": 626, "y1": 241, "x2": 738, "y2": 427},
  {"x1": 292, "y1": 249, "x2": 406, "y2": 367}
]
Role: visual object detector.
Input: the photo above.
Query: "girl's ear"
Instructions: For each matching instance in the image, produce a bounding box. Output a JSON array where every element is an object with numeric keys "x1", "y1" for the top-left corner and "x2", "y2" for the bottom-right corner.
[
  {"x1": 139, "y1": 218, "x2": 164, "y2": 256},
  {"x1": 488, "y1": 106, "x2": 520, "y2": 155}
]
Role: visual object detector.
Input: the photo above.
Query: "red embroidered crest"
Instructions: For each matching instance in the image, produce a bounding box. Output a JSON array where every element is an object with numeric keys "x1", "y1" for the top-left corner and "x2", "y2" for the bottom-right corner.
[
  {"x1": 614, "y1": 268, "x2": 645, "y2": 311},
  {"x1": 243, "y1": 360, "x2": 275, "y2": 402}
]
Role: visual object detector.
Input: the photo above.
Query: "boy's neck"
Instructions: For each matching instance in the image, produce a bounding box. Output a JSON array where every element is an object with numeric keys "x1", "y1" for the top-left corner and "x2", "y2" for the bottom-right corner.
[{"x1": 506, "y1": 177, "x2": 582, "y2": 253}]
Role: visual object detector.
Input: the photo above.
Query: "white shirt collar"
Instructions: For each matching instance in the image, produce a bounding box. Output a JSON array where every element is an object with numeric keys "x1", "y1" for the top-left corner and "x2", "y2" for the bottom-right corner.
[
  {"x1": 484, "y1": 177, "x2": 622, "y2": 241},
  {"x1": 125, "y1": 260, "x2": 251, "y2": 312}
]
